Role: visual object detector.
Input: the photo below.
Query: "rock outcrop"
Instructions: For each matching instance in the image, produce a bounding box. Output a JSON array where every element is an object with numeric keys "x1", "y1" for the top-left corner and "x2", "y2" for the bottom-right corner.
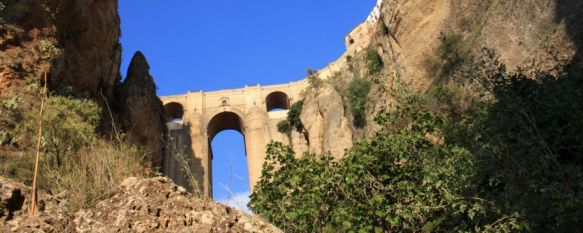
[
  {"x1": 73, "y1": 177, "x2": 281, "y2": 233},
  {"x1": 0, "y1": 176, "x2": 281, "y2": 232},
  {"x1": 0, "y1": 177, "x2": 69, "y2": 232},
  {"x1": 119, "y1": 52, "x2": 166, "y2": 168},
  {"x1": 0, "y1": 0, "x2": 121, "y2": 99},
  {"x1": 0, "y1": 0, "x2": 166, "y2": 166},
  {"x1": 298, "y1": 84, "x2": 353, "y2": 159}
]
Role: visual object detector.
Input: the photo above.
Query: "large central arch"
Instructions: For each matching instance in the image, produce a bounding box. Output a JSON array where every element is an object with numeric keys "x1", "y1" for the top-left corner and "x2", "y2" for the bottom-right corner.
[{"x1": 206, "y1": 111, "x2": 248, "y2": 198}]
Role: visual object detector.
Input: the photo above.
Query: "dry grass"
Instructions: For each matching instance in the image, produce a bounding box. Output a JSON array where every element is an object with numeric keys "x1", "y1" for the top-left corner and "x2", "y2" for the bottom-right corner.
[{"x1": 41, "y1": 139, "x2": 147, "y2": 211}]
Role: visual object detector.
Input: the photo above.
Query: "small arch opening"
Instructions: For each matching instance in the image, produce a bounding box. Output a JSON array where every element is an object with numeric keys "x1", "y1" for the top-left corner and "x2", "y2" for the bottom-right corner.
[
  {"x1": 164, "y1": 102, "x2": 184, "y2": 122},
  {"x1": 349, "y1": 39, "x2": 355, "y2": 45},
  {"x1": 265, "y1": 91, "x2": 289, "y2": 112}
]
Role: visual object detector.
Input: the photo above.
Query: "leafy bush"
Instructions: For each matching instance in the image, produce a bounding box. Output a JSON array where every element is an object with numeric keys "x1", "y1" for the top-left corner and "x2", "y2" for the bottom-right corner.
[
  {"x1": 251, "y1": 51, "x2": 583, "y2": 232},
  {"x1": 366, "y1": 48, "x2": 383, "y2": 74},
  {"x1": 277, "y1": 120, "x2": 291, "y2": 134},
  {"x1": 251, "y1": 95, "x2": 479, "y2": 232},
  {"x1": 5, "y1": 94, "x2": 148, "y2": 212},
  {"x1": 287, "y1": 101, "x2": 304, "y2": 132},
  {"x1": 38, "y1": 96, "x2": 101, "y2": 167},
  {"x1": 426, "y1": 33, "x2": 469, "y2": 77},
  {"x1": 250, "y1": 144, "x2": 336, "y2": 232},
  {"x1": 347, "y1": 78, "x2": 371, "y2": 128}
]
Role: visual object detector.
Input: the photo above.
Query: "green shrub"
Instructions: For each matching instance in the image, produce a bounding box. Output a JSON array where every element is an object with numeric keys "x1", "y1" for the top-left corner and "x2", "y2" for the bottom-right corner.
[
  {"x1": 277, "y1": 120, "x2": 291, "y2": 134},
  {"x1": 38, "y1": 96, "x2": 101, "y2": 167},
  {"x1": 251, "y1": 96, "x2": 477, "y2": 232},
  {"x1": 439, "y1": 33, "x2": 465, "y2": 73},
  {"x1": 7, "y1": 94, "x2": 148, "y2": 212},
  {"x1": 287, "y1": 101, "x2": 304, "y2": 132},
  {"x1": 251, "y1": 52, "x2": 583, "y2": 232},
  {"x1": 250, "y1": 143, "x2": 336, "y2": 232},
  {"x1": 426, "y1": 33, "x2": 468, "y2": 77},
  {"x1": 347, "y1": 78, "x2": 371, "y2": 128},
  {"x1": 366, "y1": 48, "x2": 383, "y2": 74}
]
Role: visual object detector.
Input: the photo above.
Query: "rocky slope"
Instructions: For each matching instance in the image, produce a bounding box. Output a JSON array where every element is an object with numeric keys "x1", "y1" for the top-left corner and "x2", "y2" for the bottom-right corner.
[
  {"x1": 0, "y1": 176, "x2": 281, "y2": 232},
  {"x1": 0, "y1": 0, "x2": 165, "y2": 166}
]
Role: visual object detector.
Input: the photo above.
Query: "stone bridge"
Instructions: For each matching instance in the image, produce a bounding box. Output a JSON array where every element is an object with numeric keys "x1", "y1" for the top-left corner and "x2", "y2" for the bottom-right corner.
[{"x1": 160, "y1": 80, "x2": 308, "y2": 197}]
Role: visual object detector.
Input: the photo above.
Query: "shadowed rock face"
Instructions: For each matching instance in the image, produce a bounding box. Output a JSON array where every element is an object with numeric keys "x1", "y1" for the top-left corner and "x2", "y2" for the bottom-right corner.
[
  {"x1": 0, "y1": 0, "x2": 121, "y2": 99},
  {"x1": 120, "y1": 52, "x2": 166, "y2": 168}
]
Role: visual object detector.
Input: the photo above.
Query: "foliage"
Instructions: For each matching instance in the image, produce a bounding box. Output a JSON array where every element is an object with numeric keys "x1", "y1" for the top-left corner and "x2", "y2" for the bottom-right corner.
[
  {"x1": 366, "y1": 48, "x2": 383, "y2": 74},
  {"x1": 287, "y1": 101, "x2": 304, "y2": 132},
  {"x1": 37, "y1": 96, "x2": 100, "y2": 167},
  {"x1": 277, "y1": 120, "x2": 291, "y2": 134},
  {"x1": 0, "y1": 96, "x2": 20, "y2": 145},
  {"x1": 251, "y1": 50, "x2": 583, "y2": 232},
  {"x1": 307, "y1": 69, "x2": 324, "y2": 90},
  {"x1": 426, "y1": 33, "x2": 469, "y2": 77},
  {"x1": 2, "y1": 94, "x2": 147, "y2": 212},
  {"x1": 346, "y1": 78, "x2": 371, "y2": 128},
  {"x1": 250, "y1": 143, "x2": 337, "y2": 232},
  {"x1": 445, "y1": 50, "x2": 583, "y2": 232}
]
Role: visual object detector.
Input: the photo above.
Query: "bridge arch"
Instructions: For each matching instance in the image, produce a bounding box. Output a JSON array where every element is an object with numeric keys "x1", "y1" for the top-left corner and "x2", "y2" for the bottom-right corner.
[
  {"x1": 265, "y1": 91, "x2": 289, "y2": 112},
  {"x1": 206, "y1": 111, "x2": 249, "y2": 198},
  {"x1": 207, "y1": 111, "x2": 245, "y2": 141},
  {"x1": 163, "y1": 102, "x2": 184, "y2": 122}
]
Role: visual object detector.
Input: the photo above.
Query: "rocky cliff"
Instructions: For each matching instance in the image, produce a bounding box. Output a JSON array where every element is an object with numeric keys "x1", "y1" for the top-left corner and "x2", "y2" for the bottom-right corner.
[
  {"x1": 0, "y1": 176, "x2": 281, "y2": 232},
  {"x1": 296, "y1": 0, "x2": 583, "y2": 148},
  {"x1": 119, "y1": 52, "x2": 166, "y2": 167},
  {"x1": 0, "y1": 0, "x2": 165, "y2": 166}
]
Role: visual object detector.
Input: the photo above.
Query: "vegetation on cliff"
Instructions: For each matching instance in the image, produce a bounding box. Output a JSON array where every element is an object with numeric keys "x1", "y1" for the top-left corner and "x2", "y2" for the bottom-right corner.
[
  {"x1": 346, "y1": 78, "x2": 371, "y2": 128},
  {"x1": 251, "y1": 50, "x2": 583, "y2": 232},
  {"x1": 277, "y1": 101, "x2": 305, "y2": 135},
  {"x1": 1, "y1": 88, "x2": 147, "y2": 212}
]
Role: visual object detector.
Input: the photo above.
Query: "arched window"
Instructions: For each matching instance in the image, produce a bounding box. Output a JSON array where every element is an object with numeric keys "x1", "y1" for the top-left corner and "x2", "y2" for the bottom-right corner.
[
  {"x1": 163, "y1": 102, "x2": 184, "y2": 122},
  {"x1": 265, "y1": 91, "x2": 289, "y2": 112}
]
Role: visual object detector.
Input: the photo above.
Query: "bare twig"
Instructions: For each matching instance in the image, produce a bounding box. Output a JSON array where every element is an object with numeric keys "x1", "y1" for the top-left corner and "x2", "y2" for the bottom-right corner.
[
  {"x1": 30, "y1": 72, "x2": 48, "y2": 217},
  {"x1": 100, "y1": 89, "x2": 121, "y2": 142}
]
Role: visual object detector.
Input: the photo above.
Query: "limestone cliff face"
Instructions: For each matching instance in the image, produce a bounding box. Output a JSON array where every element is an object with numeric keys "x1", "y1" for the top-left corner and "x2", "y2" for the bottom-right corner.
[
  {"x1": 0, "y1": 0, "x2": 166, "y2": 166},
  {"x1": 372, "y1": 0, "x2": 583, "y2": 90},
  {"x1": 297, "y1": 84, "x2": 353, "y2": 159},
  {"x1": 119, "y1": 52, "x2": 166, "y2": 168},
  {"x1": 303, "y1": 0, "x2": 583, "y2": 145}
]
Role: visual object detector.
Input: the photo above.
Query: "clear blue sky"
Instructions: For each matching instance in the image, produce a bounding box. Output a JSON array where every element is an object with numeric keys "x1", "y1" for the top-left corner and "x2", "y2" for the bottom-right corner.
[{"x1": 119, "y1": 0, "x2": 376, "y2": 212}]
